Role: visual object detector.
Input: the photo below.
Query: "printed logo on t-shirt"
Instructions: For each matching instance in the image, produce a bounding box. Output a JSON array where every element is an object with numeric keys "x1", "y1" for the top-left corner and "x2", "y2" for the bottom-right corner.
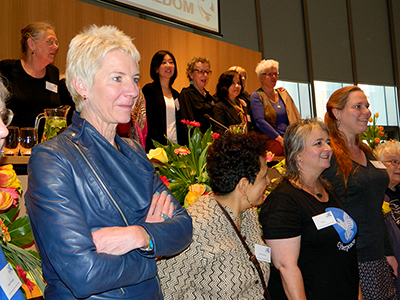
[{"x1": 325, "y1": 207, "x2": 357, "y2": 244}]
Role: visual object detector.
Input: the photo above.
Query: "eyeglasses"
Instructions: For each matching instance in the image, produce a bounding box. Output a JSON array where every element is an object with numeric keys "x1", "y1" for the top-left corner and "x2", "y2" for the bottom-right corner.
[
  {"x1": 262, "y1": 72, "x2": 280, "y2": 77},
  {"x1": 193, "y1": 69, "x2": 212, "y2": 76},
  {"x1": 42, "y1": 39, "x2": 59, "y2": 47},
  {"x1": 384, "y1": 159, "x2": 400, "y2": 167},
  {"x1": 0, "y1": 109, "x2": 14, "y2": 127}
]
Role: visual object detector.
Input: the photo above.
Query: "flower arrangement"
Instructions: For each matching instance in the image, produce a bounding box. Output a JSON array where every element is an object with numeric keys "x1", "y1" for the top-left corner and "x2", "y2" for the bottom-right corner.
[
  {"x1": 148, "y1": 120, "x2": 217, "y2": 207},
  {"x1": 361, "y1": 112, "x2": 387, "y2": 149},
  {"x1": 0, "y1": 164, "x2": 45, "y2": 296}
]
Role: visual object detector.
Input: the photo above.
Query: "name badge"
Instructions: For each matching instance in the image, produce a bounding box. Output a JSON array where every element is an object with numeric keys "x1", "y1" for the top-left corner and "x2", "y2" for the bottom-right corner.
[
  {"x1": 0, "y1": 263, "x2": 22, "y2": 299},
  {"x1": 255, "y1": 244, "x2": 271, "y2": 263},
  {"x1": 46, "y1": 81, "x2": 58, "y2": 93},
  {"x1": 174, "y1": 98, "x2": 180, "y2": 111},
  {"x1": 370, "y1": 160, "x2": 387, "y2": 169},
  {"x1": 312, "y1": 211, "x2": 337, "y2": 230},
  {"x1": 247, "y1": 114, "x2": 252, "y2": 122}
]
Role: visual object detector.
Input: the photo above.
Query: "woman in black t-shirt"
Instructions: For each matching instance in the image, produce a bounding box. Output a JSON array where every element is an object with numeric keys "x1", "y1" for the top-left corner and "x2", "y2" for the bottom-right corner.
[{"x1": 260, "y1": 119, "x2": 359, "y2": 300}]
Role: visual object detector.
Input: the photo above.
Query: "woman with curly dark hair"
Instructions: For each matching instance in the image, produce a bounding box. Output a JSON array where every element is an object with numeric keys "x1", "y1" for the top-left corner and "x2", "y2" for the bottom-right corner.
[
  {"x1": 179, "y1": 56, "x2": 215, "y2": 134},
  {"x1": 157, "y1": 132, "x2": 271, "y2": 299},
  {"x1": 212, "y1": 70, "x2": 254, "y2": 134}
]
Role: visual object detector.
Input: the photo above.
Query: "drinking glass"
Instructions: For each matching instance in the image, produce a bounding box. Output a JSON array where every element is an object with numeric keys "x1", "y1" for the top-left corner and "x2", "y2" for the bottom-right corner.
[
  {"x1": 3, "y1": 126, "x2": 19, "y2": 156},
  {"x1": 19, "y1": 127, "x2": 38, "y2": 156}
]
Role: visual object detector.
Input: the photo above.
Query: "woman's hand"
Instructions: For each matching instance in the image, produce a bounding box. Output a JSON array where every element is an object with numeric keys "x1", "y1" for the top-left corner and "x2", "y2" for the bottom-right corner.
[
  {"x1": 276, "y1": 135, "x2": 284, "y2": 147},
  {"x1": 277, "y1": 87, "x2": 287, "y2": 93},
  {"x1": 145, "y1": 190, "x2": 174, "y2": 223},
  {"x1": 91, "y1": 191, "x2": 174, "y2": 255},
  {"x1": 92, "y1": 225, "x2": 148, "y2": 255}
]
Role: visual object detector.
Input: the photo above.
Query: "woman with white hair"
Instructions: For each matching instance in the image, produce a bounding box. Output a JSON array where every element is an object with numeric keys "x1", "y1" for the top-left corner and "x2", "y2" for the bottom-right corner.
[
  {"x1": 25, "y1": 25, "x2": 192, "y2": 299},
  {"x1": 250, "y1": 59, "x2": 300, "y2": 155},
  {"x1": 374, "y1": 140, "x2": 400, "y2": 298}
]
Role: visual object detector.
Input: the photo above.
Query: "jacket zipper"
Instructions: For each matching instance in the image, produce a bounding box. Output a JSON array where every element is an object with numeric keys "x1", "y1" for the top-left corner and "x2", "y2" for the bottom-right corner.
[{"x1": 69, "y1": 139, "x2": 128, "y2": 294}]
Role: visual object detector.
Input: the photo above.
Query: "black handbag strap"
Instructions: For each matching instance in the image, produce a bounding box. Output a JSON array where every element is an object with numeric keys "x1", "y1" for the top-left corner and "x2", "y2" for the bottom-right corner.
[{"x1": 216, "y1": 202, "x2": 271, "y2": 300}]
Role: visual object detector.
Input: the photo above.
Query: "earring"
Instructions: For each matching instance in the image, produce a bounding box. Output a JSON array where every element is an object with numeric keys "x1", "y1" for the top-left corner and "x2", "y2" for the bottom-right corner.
[
  {"x1": 336, "y1": 119, "x2": 341, "y2": 126},
  {"x1": 83, "y1": 95, "x2": 87, "y2": 100},
  {"x1": 244, "y1": 195, "x2": 254, "y2": 207},
  {"x1": 31, "y1": 51, "x2": 34, "y2": 55}
]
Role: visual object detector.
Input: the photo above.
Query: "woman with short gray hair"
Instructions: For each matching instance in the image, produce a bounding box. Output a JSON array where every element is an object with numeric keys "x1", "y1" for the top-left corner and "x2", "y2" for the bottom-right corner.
[
  {"x1": 250, "y1": 59, "x2": 300, "y2": 155},
  {"x1": 374, "y1": 140, "x2": 400, "y2": 298},
  {"x1": 25, "y1": 25, "x2": 192, "y2": 299}
]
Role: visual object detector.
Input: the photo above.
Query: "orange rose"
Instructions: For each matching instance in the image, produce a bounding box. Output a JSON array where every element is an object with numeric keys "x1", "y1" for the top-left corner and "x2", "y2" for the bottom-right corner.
[
  {"x1": 378, "y1": 126, "x2": 384, "y2": 132},
  {"x1": 374, "y1": 137, "x2": 381, "y2": 144},
  {"x1": 184, "y1": 184, "x2": 207, "y2": 207}
]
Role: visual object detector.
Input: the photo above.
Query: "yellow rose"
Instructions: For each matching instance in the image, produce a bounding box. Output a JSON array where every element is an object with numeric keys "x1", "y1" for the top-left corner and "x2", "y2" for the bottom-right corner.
[
  {"x1": 147, "y1": 148, "x2": 168, "y2": 163},
  {"x1": 382, "y1": 201, "x2": 391, "y2": 214},
  {"x1": 0, "y1": 165, "x2": 21, "y2": 189},
  {"x1": 375, "y1": 112, "x2": 379, "y2": 118},
  {"x1": 369, "y1": 117, "x2": 373, "y2": 123},
  {"x1": 184, "y1": 192, "x2": 199, "y2": 207},
  {"x1": 0, "y1": 191, "x2": 14, "y2": 210}
]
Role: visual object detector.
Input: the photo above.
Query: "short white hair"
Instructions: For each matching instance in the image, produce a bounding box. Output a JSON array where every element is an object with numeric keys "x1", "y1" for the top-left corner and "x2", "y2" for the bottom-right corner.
[
  {"x1": 374, "y1": 140, "x2": 400, "y2": 161},
  {"x1": 255, "y1": 59, "x2": 279, "y2": 77},
  {"x1": 66, "y1": 25, "x2": 141, "y2": 112}
]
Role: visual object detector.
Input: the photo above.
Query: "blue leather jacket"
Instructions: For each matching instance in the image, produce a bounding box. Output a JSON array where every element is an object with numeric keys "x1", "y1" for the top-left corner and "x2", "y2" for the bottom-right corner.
[{"x1": 25, "y1": 112, "x2": 192, "y2": 299}]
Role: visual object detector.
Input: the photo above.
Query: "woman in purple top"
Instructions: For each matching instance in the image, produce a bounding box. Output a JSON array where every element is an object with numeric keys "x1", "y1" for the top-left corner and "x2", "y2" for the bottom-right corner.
[{"x1": 250, "y1": 59, "x2": 300, "y2": 155}]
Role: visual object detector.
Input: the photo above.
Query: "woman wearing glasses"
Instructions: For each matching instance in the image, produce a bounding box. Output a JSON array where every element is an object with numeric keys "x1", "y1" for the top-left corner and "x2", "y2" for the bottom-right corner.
[
  {"x1": 0, "y1": 22, "x2": 68, "y2": 131},
  {"x1": 179, "y1": 56, "x2": 215, "y2": 134},
  {"x1": 374, "y1": 141, "x2": 400, "y2": 299},
  {"x1": 250, "y1": 59, "x2": 300, "y2": 155}
]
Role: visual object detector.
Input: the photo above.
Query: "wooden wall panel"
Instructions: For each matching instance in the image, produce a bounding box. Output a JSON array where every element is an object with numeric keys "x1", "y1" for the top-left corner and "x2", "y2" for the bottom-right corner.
[{"x1": 0, "y1": 0, "x2": 261, "y2": 95}]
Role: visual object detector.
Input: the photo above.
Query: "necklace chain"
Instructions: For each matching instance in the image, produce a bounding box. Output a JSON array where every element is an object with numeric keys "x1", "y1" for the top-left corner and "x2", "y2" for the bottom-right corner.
[{"x1": 301, "y1": 180, "x2": 323, "y2": 198}]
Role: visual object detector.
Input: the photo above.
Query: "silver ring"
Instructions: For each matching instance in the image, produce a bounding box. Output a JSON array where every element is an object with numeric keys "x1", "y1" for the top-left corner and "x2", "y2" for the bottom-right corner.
[{"x1": 161, "y1": 213, "x2": 169, "y2": 220}]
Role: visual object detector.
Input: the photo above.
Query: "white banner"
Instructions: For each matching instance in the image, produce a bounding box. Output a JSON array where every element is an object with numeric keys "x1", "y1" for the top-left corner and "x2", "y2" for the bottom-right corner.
[{"x1": 109, "y1": 0, "x2": 219, "y2": 33}]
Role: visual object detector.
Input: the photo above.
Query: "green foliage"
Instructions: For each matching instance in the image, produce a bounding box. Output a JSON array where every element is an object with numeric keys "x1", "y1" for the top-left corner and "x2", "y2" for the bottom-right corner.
[
  {"x1": 151, "y1": 126, "x2": 213, "y2": 205},
  {"x1": 361, "y1": 113, "x2": 387, "y2": 149}
]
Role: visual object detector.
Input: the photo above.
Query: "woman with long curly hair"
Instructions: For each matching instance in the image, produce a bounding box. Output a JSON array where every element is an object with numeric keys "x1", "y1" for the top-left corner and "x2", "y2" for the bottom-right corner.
[{"x1": 323, "y1": 86, "x2": 397, "y2": 300}]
